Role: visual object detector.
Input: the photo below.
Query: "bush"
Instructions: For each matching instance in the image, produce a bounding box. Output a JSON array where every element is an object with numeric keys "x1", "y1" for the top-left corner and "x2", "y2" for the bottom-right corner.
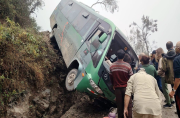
[{"x1": 0, "y1": 18, "x2": 62, "y2": 116}]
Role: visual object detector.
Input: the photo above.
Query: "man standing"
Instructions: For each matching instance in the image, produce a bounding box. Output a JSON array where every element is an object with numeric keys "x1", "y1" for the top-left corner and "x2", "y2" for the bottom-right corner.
[
  {"x1": 149, "y1": 50, "x2": 163, "y2": 93},
  {"x1": 110, "y1": 49, "x2": 133, "y2": 118},
  {"x1": 162, "y1": 41, "x2": 176, "y2": 108},
  {"x1": 169, "y1": 41, "x2": 180, "y2": 117},
  {"x1": 151, "y1": 50, "x2": 157, "y2": 67},
  {"x1": 162, "y1": 41, "x2": 176, "y2": 84},
  {"x1": 124, "y1": 68, "x2": 161, "y2": 118}
]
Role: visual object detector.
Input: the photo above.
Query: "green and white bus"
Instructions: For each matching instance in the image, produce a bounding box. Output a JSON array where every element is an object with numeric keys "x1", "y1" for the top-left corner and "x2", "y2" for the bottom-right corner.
[{"x1": 50, "y1": 0, "x2": 138, "y2": 104}]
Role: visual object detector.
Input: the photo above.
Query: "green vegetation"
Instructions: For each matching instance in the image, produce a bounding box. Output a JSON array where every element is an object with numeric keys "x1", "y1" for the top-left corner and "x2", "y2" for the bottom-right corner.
[
  {"x1": 0, "y1": 0, "x2": 44, "y2": 30},
  {"x1": 0, "y1": 0, "x2": 66, "y2": 117},
  {"x1": 0, "y1": 18, "x2": 62, "y2": 116}
]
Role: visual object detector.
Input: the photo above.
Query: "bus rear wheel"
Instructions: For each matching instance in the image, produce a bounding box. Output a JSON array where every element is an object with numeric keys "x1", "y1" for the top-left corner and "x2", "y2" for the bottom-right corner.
[{"x1": 65, "y1": 69, "x2": 78, "y2": 91}]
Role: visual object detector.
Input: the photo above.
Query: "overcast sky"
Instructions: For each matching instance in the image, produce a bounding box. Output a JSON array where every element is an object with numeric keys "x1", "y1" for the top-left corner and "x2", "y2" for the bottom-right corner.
[{"x1": 34, "y1": 0, "x2": 180, "y2": 52}]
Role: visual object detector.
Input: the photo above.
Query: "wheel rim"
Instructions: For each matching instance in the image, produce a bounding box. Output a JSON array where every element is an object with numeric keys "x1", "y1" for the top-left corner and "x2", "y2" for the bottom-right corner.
[
  {"x1": 67, "y1": 73, "x2": 76, "y2": 85},
  {"x1": 66, "y1": 69, "x2": 78, "y2": 91}
]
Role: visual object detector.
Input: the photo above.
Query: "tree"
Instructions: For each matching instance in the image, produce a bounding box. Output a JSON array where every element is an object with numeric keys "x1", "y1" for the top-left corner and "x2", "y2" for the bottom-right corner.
[
  {"x1": 0, "y1": 0, "x2": 44, "y2": 29},
  {"x1": 91, "y1": 0, "x2": 119, "y2": 13},
  {"x1": 129, "y1": 15, "x2": 158, "y2": 55},
  {"x1": 29, "y1": 0, "x2": 44, "y2": 15}
]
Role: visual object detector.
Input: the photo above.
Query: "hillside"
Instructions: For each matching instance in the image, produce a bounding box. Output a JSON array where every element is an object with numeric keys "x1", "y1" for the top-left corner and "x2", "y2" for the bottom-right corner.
[{"x1": 0, "y1": 19, "x2": 110, "y2": 118}]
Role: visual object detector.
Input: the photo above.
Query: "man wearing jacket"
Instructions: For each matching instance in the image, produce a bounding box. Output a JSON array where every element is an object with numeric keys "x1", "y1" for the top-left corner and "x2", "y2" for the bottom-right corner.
[
  {"x1": 110, "y1": 49, "x2": 133, "y2": 118},
  {"x1": 150, "y1": 50, "x2": 163, "y2": 93},
  {"x1": 169, "y1": 41, "x2": 180, "y2": 117},
  {"x1": 162, "y1": 41, "x2": 176, "y2": 108},
  {"x1": 151, "y1": 50, "x2": 157, "y2": 67}
]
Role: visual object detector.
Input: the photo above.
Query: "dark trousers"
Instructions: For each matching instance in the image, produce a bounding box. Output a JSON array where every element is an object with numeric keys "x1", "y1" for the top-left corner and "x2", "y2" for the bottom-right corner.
[
  {"x1": 115, "y1": 88, "x2": 132, "y2": 118},
  {"x1": 156, "y1": 75, "x2": 163, "y2": 93},
  {"x1": 175, "y1": 95, "x2": 180, "y2": 118}
]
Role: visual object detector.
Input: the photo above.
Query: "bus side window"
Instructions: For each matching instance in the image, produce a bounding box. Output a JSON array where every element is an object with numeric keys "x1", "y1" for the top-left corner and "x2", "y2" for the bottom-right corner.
[
  {"x1": 88, "y1": 29, "x2": 104, "y2": 67},
  {"x1": 79, "y1": 18, "x2": 99, "y2": 39},
  {"x1": 88, "y1": 30, "x2": 103, "y2": 43}
]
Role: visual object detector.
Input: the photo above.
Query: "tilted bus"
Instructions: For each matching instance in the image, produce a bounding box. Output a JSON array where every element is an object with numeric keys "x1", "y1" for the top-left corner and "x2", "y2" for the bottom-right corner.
[{"x1": 50, "y1": 0, "x2": 138, "y2": 104}]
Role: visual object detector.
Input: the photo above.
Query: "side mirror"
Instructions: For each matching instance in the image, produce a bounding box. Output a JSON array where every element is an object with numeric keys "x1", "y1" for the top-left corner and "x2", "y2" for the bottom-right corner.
[{"x1": 99, "y1": 33, "x2": 107, "y2": 43}]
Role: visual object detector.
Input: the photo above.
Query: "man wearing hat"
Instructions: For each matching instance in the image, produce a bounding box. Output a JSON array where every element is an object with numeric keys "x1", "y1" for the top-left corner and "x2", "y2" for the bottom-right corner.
[{"x1": 151, "y1": 50, "x2": 157, "y2": 67}]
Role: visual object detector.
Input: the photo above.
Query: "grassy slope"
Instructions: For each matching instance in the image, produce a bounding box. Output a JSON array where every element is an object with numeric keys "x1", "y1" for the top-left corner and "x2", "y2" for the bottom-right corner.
[{"x1": 0, "y1": 19, "x2": 65, "y2": 116}]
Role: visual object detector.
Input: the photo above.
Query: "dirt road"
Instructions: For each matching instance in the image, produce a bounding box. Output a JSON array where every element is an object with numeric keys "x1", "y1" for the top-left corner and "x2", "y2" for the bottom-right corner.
[
  {"x1": 161, "y1": 84, "x2": 178, "y2": 118},
  {"x1": 61, "y1": 84, "x2": 179, "y2": 118}
]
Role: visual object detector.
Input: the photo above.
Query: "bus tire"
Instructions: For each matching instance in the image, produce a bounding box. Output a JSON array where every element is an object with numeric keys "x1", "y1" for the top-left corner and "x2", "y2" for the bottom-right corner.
[{"x1": 65, "y1": 69, "x2": 78, "y2": 91}]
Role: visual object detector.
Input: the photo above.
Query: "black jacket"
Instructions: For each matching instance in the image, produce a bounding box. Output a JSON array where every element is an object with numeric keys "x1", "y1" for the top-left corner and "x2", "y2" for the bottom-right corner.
[
  {"x1": 163, "y1": 49, "x2": 176, "y2": 60},
  {"x1": 173, "y1": 54, "x2": 180, "y2": 97}
]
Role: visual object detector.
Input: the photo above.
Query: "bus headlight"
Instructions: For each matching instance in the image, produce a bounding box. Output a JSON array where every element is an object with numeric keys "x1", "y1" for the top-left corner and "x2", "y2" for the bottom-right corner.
[{"x1": 89, "y1": 79, "x2": 103, "y2": 94}]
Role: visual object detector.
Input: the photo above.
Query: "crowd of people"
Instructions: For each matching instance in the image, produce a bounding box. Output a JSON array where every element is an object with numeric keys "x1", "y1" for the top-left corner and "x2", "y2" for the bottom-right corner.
[{"x1": 109, "y1": 41, "x2": 180, "y2": 118}]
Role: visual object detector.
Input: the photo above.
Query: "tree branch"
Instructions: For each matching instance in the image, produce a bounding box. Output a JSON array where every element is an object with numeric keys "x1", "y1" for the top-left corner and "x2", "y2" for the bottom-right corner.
[
  {"x1": 91, "y1": 1, "x2": 106, "y2": 8},
  {"x1": 136, "y1": 24, "x2": 142, "y2": 31}
]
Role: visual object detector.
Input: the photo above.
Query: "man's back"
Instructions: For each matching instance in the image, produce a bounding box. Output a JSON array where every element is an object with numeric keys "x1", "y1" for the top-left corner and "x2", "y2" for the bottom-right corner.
[
  {"x1": 125, "y1": 70, "x2": 161, "y2": 116},
  {"x1": 110, "y1": 60, "x2": 133, "y2": 88},
  {"x1": 162, "y1": 49, "x2": 176, "y2": 84},
  {"x1": 131, "y1": 71, "x2": 159, "y2": 99}
]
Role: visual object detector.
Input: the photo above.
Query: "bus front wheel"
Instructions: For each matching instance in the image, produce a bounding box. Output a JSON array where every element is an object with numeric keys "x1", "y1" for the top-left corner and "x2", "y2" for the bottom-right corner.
[{"x1": 65, "y1": 69, "x2": 78, "y2": 91}]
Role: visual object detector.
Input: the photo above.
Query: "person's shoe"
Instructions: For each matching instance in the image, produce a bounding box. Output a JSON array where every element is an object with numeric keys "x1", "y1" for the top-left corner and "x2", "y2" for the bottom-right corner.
[
  {"x1": 171, "y1": 101, "x2": 175, "y2": 105},
  {"x1": 163, "y1": 104, "x2": 172, "y2": 109}
]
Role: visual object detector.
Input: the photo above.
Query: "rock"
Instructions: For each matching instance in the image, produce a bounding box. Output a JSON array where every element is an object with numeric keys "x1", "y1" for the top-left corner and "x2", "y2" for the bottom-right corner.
[
  {"x1": 49, "y1": 106, "x2": 56, "y2": 114},
  {"x1": 41, "y1": 89, "x2": 51, "y2": 100},
  {"x1": 33, "y1": 96, "x2": 40, "y2": 103},
  {"x1": 80, "y1": 95, "x2": 90, "y2": 102},
  {"x1": 36, "y1": 99, "x2": 50, "y2": 113},
  {"x1": 33, "y1": 96, "x2": 50, "y2": 113}
]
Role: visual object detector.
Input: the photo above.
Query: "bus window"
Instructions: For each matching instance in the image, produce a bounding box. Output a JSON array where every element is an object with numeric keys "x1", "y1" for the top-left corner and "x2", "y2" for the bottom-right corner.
[{"x1": 88, "y1": 29, "x2": 106, "y2": 67}]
